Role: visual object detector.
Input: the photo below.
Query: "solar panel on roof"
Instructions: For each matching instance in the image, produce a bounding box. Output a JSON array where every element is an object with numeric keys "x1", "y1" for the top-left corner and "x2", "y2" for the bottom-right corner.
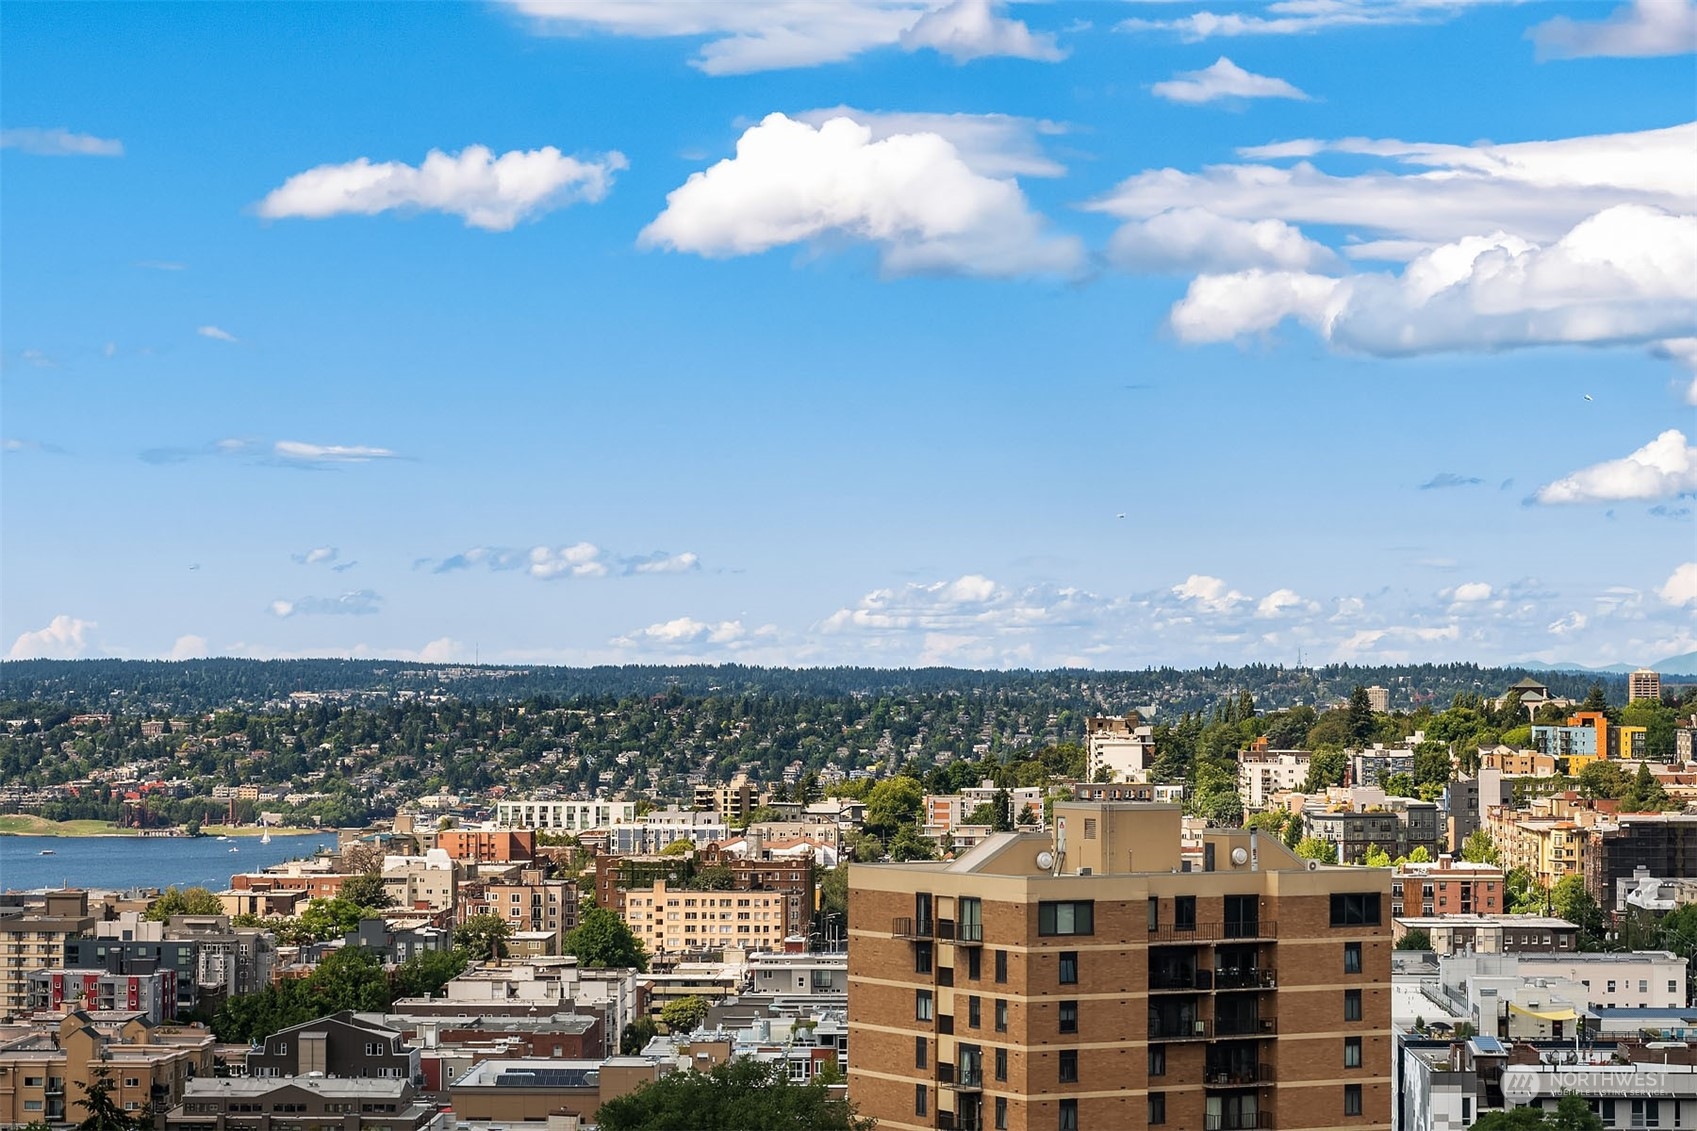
[
  {"x1": 1470, "y1": 1036, "x2": 1506, "y2": 1054},
  {"x1": 493, "y1": 1070, "x2": 598, "y2": 1088}
]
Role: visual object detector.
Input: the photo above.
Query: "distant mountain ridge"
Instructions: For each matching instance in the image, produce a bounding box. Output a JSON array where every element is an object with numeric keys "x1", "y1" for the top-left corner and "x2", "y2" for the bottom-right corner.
[{"x1": 1516, "y1": 651, "x2": 1697, "y2": 678}]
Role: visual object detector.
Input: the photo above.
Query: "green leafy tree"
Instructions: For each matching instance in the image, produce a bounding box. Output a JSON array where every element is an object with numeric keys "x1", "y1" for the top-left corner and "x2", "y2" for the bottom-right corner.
[
  {"x1": 1295, "y1": 836, "x2": 1336, "y2": 863},
  {"x1": 1507, "y1": 868, "x2": 1545, "y2": 914},
  {"x1": 990, "y1": 787, "x2": 1014, "y2": 832},
  {"x1": 389, "y1": 948, "x2": 467, "y2": 999},
  {"x1": 1579, "y1": 684, "x2": 1612, "y2": 717},
  {"x1": 1362, "y1": 845, "x2": 1392, "y2": 869},
  {"x1": 339, "y1": 873, "x2": 394, "y2": 911},
  {"x1": 564, "y1": 905, "x2": 649, "y2": 972},
  {"x1": 1396, "y1": 929, "x2": 1433, "y2": 951},
  {"x1": 660, "y1": 839, "x2": 694, "y2": 856},
  {"x1": 963, "y1": 801, "x2": 998, "y2": 826},
  {"x1": 1471, "y1": 1094, "x2": 1604, "y2": 1131},
  {"x1": 1620, "y1": 762, "x2": 1672, "y2": 812},
  {"x1": 852, "y1": 836, "x2": 885, "y2": 863},
  {"x1": 1460, "y1": 829, "x2": 1501, "y2": 866},
  {"x1": 296, "y1": 897, "x2": 368, "y2": 943},
  {"x1": 1304, "y1": 749, "x2": 1348, "y2": 792},
  {"x1": 1578, "y1": 760, "x2": 1629, "y2": 801},
  {"x1": 660, "y1": 995, "x2": 712, "y2": 1033},
  {"x1": 454, "y1": 913, "x2": 513, "y2": 961},
  {"x1": 863, "y1": 775, "x2": 924, "y2": 837},
  {"x1": 1382, "y1": 772, "x2": 1416, "y2": 798},
  {"x1": 887, "y1": 826, "x2": 937, "y2": 862},
  {"x1": 307, "y1": 946, "x2": 393, "y2": 1013},
  {"x1": 144, "y1": 886, "x2": 222, "y2": 921},
  {"x1": 595, "y1": 1056, "x2": 873, "y2": 1131},
  {"x1": 620, "y1": 1016, "x2": 659, "y2": 1055},
  {"x1": 1551, "y1": 874, "x2": 1607, "y2": 949},
  {"x1": 1347, "y1": 686, "x2": 1377, "y2": 744},
  {"x1": 76, "y1": 1067, "x2": 136, "y2": 1131}
]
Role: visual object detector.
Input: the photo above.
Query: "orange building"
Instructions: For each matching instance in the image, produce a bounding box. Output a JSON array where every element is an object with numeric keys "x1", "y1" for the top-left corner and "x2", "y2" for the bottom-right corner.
[{"x1": 434, "y1": 829, "x2": 536, "y2": 863}]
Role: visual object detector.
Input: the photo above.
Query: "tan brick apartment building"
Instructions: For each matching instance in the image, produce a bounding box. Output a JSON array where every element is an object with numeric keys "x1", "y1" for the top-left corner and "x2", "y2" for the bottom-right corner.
[
  {"x1": 849, "y1": 801, "x2": 1392, "y2": 1131},
  {"x1": 0, "y1": 892, "x2": 96, "y2": 1020}
]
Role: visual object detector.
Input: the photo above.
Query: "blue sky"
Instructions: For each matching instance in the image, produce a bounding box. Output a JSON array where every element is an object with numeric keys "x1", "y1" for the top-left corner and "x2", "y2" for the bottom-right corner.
[{"x1": 3, "y1": 0, "x2": 1694, "y2": 670}]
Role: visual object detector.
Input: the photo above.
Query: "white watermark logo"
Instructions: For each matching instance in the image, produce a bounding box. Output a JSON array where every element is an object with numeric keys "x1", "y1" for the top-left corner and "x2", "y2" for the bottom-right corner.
[{"x1": 1501, "y1": 1065, "x2": 1668, "y2": 1101}]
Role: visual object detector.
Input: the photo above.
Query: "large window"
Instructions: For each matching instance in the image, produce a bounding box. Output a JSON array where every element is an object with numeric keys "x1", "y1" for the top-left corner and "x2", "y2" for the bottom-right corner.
[
  {"x1": 1331, "y1": 893, "x2": 1382, "y2": 927},
  {"x1": 1174, "y1": 896, "x2": 1196, "y2": 932},
  {"x1": 1039, "y1": 901, "x2": 1094, "y2": 937},
  {"x1": 959, "y1": 897, "x2": 983, "y2": 943},
  {"x1": 915, "y1": 943, "x2": 933, "y2": 975},
  {"x1": 1059, "y1": 1098, "x2": 1078, "y2": 1131}
]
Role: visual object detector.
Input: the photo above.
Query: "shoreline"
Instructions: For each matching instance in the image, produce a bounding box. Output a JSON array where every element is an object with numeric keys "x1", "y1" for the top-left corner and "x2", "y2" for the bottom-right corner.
[{"x1": 0, "y1": 825, "x2": 326, "y2": 839}]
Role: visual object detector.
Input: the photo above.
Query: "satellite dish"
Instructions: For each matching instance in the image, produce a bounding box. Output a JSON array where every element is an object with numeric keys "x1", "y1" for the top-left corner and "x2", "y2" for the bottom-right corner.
[
  {"x1": 1036, "y1": 850, "x2": 1056, "y2": 871},
  {"x1": 1230, "y1": 847, "x2": 1249, "y2": 866}
]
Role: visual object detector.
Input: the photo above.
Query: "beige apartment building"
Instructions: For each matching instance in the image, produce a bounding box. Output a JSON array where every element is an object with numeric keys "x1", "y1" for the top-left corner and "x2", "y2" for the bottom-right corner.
[
  {"x1": 0, "y1": 1011, "x2": 214, "y2": 1125},
  {"x1": 0, "y1": 892, "x2": 96, "y2": 1020},
  {"x1": 849, "y1": 801, "x2": 1393, "y2": 1131},
  {"x1": 620, "y1": 881, "x2": 796, "y2": 955}
]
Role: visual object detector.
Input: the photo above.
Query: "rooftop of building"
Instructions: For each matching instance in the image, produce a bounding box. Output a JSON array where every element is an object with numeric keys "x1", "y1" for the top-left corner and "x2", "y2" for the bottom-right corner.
[
  {"x1": 451, "y1": 1057, "x2": 655, "y2": 1088},
  {"x1": 184, "y1": 1077, "x2": 412, "y2": 1098},
  {"x1": 1394, "y1": 914, "x2": 1576, "y2": 929}
]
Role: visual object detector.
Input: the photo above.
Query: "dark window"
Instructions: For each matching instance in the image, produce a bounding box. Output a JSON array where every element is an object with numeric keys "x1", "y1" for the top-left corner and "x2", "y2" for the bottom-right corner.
[
  {"x1": 958, "y1": 896, "x2": 983, "y2": 942},
  {"x1": 1059, "y1": 1098, "x2": 1078, "y2": 1131},
  {"x1": 916, "y1": 1085, "x2": 927, "y2": 1117},
  {"x1": 1331, "y1": 893, "x2": 1382, "y2": 927},
  {"x1": 1175, "y1": 896, "x2": 1196, "y2": 931},
  {"x1": 1148, "y1": 1047, "x2": 1166, "y2": 1077},
  {"x1": 968, "y1": 996, "x2": 982, "y2": 1028},
  {"x1": 1148, "y1": 897, "x2": 1159, "y2": 931},
  {"x1": 1059, "y1": 951, "x2": 1078, "y2": 985},
  {"x1": 915, "y1": 1037, "x2": 927, "y2": 1069},
  {"x1": 1149, "y1": 1093, "x2": 1167, "y2": 1125},
  {"x1": 994, "y1": 1047, "x2": 1007, "y2": 1081},
  {"x1": 995, "y1": 999, "x2": 1007, "y2": 1032},
  {"x1": 966, "y1": 947, "x2": 982, "y2": 980},
  {"x1": 1038, "y1": 901, "x2": 1095, "y2": 936},
  {"x1": 1344, "y1": 989, "x2": 1362, "y2": 1022},
  {"x1": 1059, "y1": 1049, "x2": 1078, "y2": 1083},
  {"x1": 1344, "y1": 1084, "x2": 1362, "y2": 1116},
  {"x1": 1344, "y1": 942, "x2": 1362, "y2": 974},
  {"x1": 1059, "y1": 1000, "x2": 1078, "y2": 1033},
  {"x1": 1345, "y1": 1037, "x2": 1362, "y2": 1068},
  {"x1": 916, "y1": 893, "x2": 933, "y2": 930},
  {"x1": 917, "y1": 990, "x2": 934, "y2": 1021},
  {"x1": 995, "y1": 949, "x2": 1008, "y2": 983},
  {"x1": 995, "y1": 1097, "x2": 1008, "y2": 1130},
  {"x1": 915, "y1": 943, "x2": 933, "y2": 975},
  {"x1": 1224, "y1": 894, "x2": 1259, "y2": 936}
]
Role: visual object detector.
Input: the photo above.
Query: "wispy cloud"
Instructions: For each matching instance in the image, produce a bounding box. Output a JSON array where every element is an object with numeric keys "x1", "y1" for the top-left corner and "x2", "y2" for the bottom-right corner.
[
  {"x1": 139, "y1": 437, "x2": 401, "y2": 468},
  {"x1": 1119, "y1": 0, "x2": 1493, "y2": 41},
  {"x1": 428, "y1": 543, "x2": 701, "y2": 579},
  {"x1": 3, "y1": 438, "x2": 66, "y2": 455},
  {"x1": 270, "y1": 590, "x2": 383, "y2": 618},
  {"x1": 1534, "y1": 429, "x2": 1697, "y2": 504},
  {"x1": 272, "y1": 441, "x2": 400, "y2": 465},
  {"x1": 502, "y1": 0, "x2": 1064, "y2": 75},
  {"x1": 1529, "y1": 0, "x2": 1697, "y2": 59},
  {"x1": 0, "y1": 127, "x2": 123, "y2": 157},
  {"x1": 257, "y1": 145, "x2": 627, "y2": 231},
  {"x1": 1420, "y1": 472, "x2": 1484, "y2": 490},
  {"x1": 1151, "y1": 56, "x2": 1311, "y2": 104},
  {"x1": 292, "y1": 546, "x2": 340, "y2": 566},
  {"x1": 197, "y1": 325, "x2": 238, "y2": 343},
  {"x1": 8, "y1": 615, "x2": 97, "y2": 659},
  {"x1": 167, "y1": 634, "x2": 210, "y2": 661}
]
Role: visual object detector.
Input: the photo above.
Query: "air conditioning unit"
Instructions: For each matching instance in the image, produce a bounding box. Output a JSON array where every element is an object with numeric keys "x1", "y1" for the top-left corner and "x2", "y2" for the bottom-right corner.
[{"x1": 1307, "y1": 860, "x2": 1321, "y2": 872}]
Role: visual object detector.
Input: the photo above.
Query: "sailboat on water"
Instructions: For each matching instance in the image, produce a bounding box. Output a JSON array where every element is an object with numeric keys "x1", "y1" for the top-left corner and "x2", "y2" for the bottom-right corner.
[{"x1": 260, "y1": 817, "x2": 271, "y2": 846}]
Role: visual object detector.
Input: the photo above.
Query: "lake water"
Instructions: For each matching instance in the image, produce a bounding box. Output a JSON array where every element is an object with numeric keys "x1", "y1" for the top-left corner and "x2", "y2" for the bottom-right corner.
[{"x1": 0, "y1": 833, "x2": 337, "y2": 893}]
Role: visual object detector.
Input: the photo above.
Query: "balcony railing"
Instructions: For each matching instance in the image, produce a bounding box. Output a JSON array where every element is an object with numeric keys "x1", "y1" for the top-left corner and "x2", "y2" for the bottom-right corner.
[
  {"x1": 1204, "y1": 1112, "x2": 1274, "y2": 1130},
  {"x1": 948, "y1": 1068, "x2": 984, "y2": 1092},
  {"x1": 1150, "y1": 969, "x2": 1212, "y2": 992},
  {"x1": 1214, "y1": 968, "x2": 1277, "y2": 991},
  {"x1": 1215, "y1": 1017, "x2": 1278, "y2": 1037},
  {"x1": 893, "y1": 917, "x2": 934, "y2": 940},
  {"x1": 1150, "y1": 923, "x2": 1219, "y2": 943},
  {"x1": 1148, "y1": 1017, "x2": 1213, "y2": 1040},
  {"x1": 1223, "y1": 920, "x2": 1277, "y2": 940},
  {"x1": 1204, "y1": 1064, "x2": 1274, "y2": 1087}
]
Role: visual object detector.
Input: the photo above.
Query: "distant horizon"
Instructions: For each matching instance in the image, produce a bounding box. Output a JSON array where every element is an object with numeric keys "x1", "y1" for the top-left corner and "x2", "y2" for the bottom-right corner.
[{"x1": 4, "y1": 3, "x2": 1692, "y2": 670}]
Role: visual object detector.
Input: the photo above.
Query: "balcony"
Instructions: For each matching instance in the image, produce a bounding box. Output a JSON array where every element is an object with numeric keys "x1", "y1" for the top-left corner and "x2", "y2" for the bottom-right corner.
[
  {"x1": 1214, "y1": 1017, "x2": 1278, "y2": 1038},
  {"x1": 1204, "y1": 1064, "x2": 1273, "y2": 1088},
  {"x1": 1222, "y1": 920, "x2": 1277, "y2": 941},
  {"x1": 1204, "y1": 1113, "x2": 1274, "y2": 1130},
  {"x1": 947, "y1": 1069, "x2": 983, "y2": 1092},
  {"x1": 893, "y1": 917, "x2": 934, "y2": 940},
  {"x1": 1149, "y1": 970, "x2": 1212, "y2": 992},
  {"x1": 1214, "y1": 969, "x2": 1277, "y2": 991},
  {"x1": 1150, "y1": 923, "x2": 1219, "y2": 944},
  {"x1": 1148, "y1": 1018, "x2": 1213, "y2": 1040},
  {"x1": 937, "y1": 919, "x2": 983, "y2": 946}
]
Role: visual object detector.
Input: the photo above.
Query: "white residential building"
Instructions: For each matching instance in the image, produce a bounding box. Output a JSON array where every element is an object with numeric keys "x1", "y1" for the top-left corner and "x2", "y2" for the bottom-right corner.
[
  {"x1": 1084, "y1": 717, "x2": 1156, "y2": 783},
  {"x1": 1237, "y1": 749, "x2": 1312, "y2": 810},
  {"x1": 492, "y1": 798, "x2": 638, "y2": 831},
  {"x1": 608, "y1": 809, "x2": 730, "y2": 854},
  {"x1": 382, "y1": 849, "x2": 460, "y2": 912}
]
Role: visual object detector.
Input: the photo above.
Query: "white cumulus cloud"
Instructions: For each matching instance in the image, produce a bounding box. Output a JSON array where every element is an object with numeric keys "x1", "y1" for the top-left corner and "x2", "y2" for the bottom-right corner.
[
  {"x1": 1152, "y1": 56, "x2": 1311, "y2": 104},
  {"x1": 1169, "y1": 205, "x2": 1697, "y2": 354},
  {"x1": 8, "y1": 615, "x2": 97, "y2": 659},
  {"x1": 793, "y1": 107, "x2": 1067, "y2": 178},
  {"x1": 640, "y1": 113, "x2": 1083, "y2": 278},
  {"x1": 1446, "y1": 581, "x2": 1495, "y2": 603},
  {"x1": 1659, "y1": 562, "x2": 1697, "y2": 607},
  {"x1": 270, "y1": 591, "x2": 383, "y2": 618},
  {"x1": 1535, "y1": 430, "x2": 1697, "y2": 504},
  {"x1": 0, "y1": 127, "x2": 123, "y2": 157},
  {"x1": 167, "y1": 634, "x2": 210, "y2": 660},
  {"x1": 292, "y1": 546, "x2": 340, "y2": 566},
  {"x1": 1530, "y1": 0, "x2": 1697, "y2": 59},
  {"x1": 1109, "y1": 207, "x2": 1336, "y2": 273},
  {"x1": 197, "y1": 325, "x2": 238, "y2": 343},
  {"x1": 257, "y1": 145, "x2": 627, "y2": 232},
  {"x1": 528, "y1": 543, "x2": 610, "y2": 579},
  {"x1": 1172, "y1": 574, "x2": 1250, "y2": 613},
  {"x1": 503, "y1": 0, "x2": 1064, "y2": 74}
]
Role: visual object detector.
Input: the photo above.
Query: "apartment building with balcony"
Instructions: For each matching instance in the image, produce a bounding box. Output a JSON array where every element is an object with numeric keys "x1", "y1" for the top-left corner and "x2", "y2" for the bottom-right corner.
[
  {"x1": 848, "y1": 801, "x2": 1393, "y2": 1131},
  {"x1": 0, "y1": 892, "x2": 96, "y2": 1021},
  {"x1": 1389, "y1": 858, "x2": 1504, "y2": 919}
]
